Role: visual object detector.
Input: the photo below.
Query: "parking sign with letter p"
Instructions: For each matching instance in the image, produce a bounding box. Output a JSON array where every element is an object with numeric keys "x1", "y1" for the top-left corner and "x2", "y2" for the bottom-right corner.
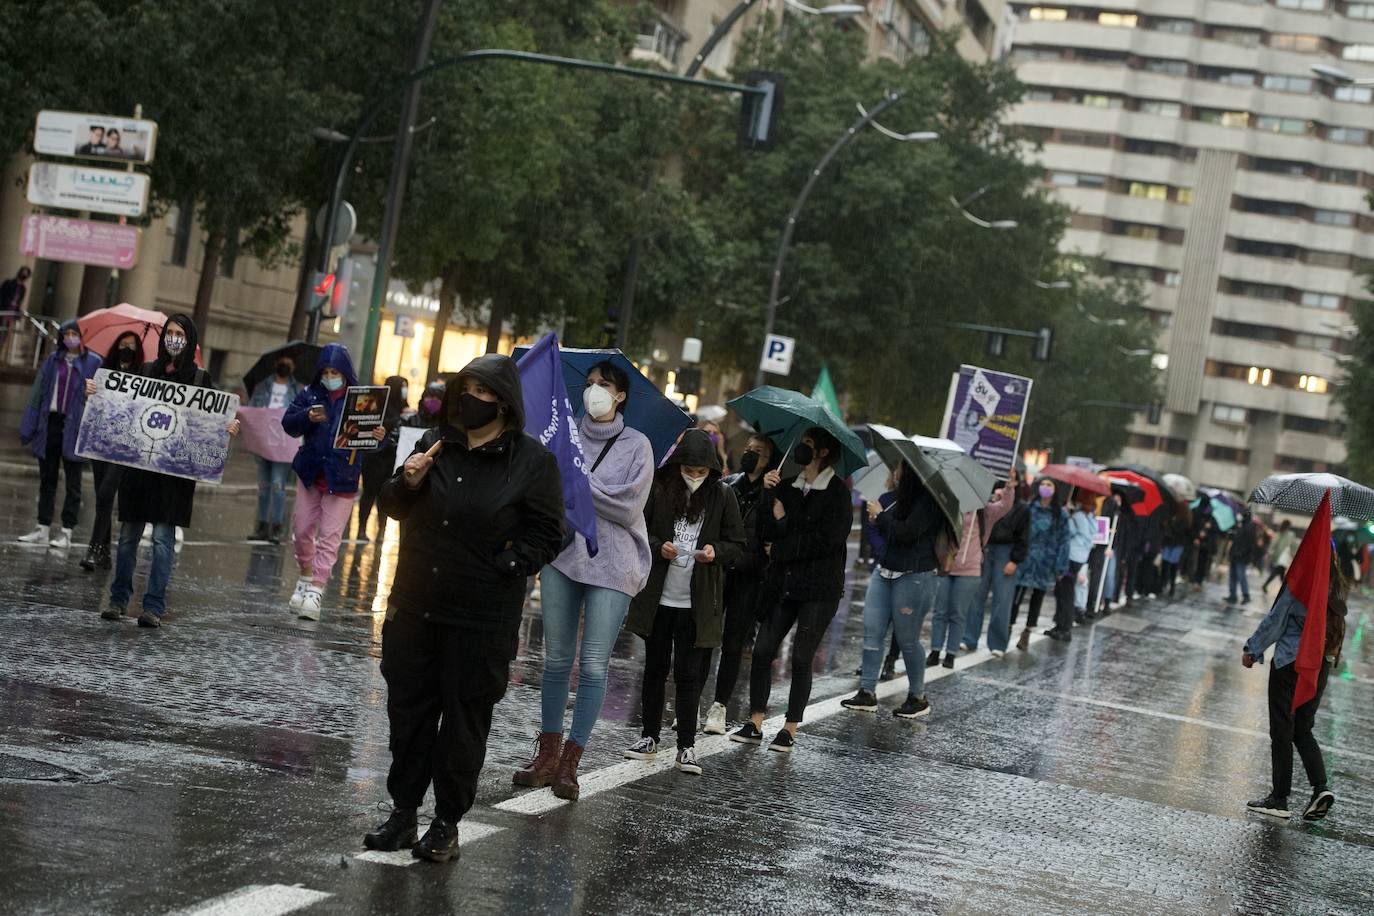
[{"x1": 759, "y1": 333, "x2": 795, "y2": 376}]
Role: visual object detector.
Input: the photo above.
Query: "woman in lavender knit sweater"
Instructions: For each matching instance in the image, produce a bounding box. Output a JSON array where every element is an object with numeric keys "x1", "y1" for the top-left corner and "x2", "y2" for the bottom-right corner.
[{"x1": 513, "y1": 360, "x2": 654, "y2": 800}]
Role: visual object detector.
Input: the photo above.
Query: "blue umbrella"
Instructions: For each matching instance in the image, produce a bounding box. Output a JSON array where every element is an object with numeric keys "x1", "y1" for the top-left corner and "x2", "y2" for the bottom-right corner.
[{"x1": 511, "y1": 344, "x2": 690, "y2": 464}]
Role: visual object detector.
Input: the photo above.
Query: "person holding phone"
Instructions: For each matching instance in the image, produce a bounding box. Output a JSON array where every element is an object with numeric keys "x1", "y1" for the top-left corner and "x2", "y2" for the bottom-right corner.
[
  {"x1": 366, "y1": 354, "x2": 564, "y2": 862},
  {"x1": 622, "y1": 429, "x2": 745, "y2": 774},
  {"x1": 280, "y1": 343, "x2": 383, "y2": 620}
]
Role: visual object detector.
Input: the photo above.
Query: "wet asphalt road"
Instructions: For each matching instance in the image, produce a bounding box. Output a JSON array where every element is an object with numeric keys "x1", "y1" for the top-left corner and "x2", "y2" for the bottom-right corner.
[{"x1": 1, "y1": 465, "x2": 1372, "y2": 915}]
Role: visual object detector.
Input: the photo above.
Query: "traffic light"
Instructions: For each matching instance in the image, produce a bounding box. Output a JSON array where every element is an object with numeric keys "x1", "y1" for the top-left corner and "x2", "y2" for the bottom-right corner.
[
  {"x1": 986, "y1": 331, "x2": 1006, "y2": 358},
  {"x1": 1032, "y1": 326, "x2": 1054, "y2": 362},
  {"x1": 739, "y1": 71, "x2": 784, "y2": 152},
  {"x1": 1146, "y1": 401, "x2": 1162, "y2": 424},
  {"x1": 309, "y1": 271, "x2": 335, "y2": 313}
]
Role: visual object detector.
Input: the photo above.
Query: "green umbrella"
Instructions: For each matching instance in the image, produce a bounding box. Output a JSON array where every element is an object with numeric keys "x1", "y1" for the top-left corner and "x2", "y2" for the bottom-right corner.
[
  {"x1": 726, "y1": 386, "x2": 868, "y2": 477},
  {"x1": 866, "y1": 424, "x2": 993, "y2": 532}
]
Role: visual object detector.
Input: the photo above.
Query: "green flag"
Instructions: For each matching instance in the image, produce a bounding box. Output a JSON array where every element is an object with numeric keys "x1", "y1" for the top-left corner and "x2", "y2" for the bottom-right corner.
[{"x1": 813, "y1": 364, "x2": 841, "y2": 420}]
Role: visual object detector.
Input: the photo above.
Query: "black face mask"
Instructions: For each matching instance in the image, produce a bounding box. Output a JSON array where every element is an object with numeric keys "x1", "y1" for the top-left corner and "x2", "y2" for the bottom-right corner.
[
  {"x1": 739, "y1": 450, "x2": 761, "y2": 474},
  {"x1": 458, "y1": 393, "x2": 501, "y2": 430},
  {"x1": 792, "y1": 443, "x2": 815, "y2": 466},
  {"x1": 275, "y1": 360, "x2": 292, "y2": 378},
  {"x1": 118, "y1": 346, "x2": 137, "y2": 365}
]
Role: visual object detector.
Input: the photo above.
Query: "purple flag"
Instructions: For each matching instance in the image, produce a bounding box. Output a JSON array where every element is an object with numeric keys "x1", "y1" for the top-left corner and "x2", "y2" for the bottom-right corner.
[{"x1": 517, "y1": 333, "x2": 599, "y2": 556}]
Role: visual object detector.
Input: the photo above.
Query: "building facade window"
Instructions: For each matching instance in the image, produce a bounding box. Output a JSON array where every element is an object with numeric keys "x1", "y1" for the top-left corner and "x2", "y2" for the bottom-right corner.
[
  {"x1": 1314, "y1": 208, "x2": 1356, "y2": 226},
  {"x1": 1139, "y1": 99, "x2": 1183, "y2": 117},
  {"x1": 1143, "y1": 58, "x2": 1189, "y2": 75},
  {"x1": 1277, "y1": 0, "x2": 1324, "y2": 9},
  {"x1": 1298, "y1": 374, "x2": 1329, "y2": 393},
  {"x1": 1049, "y1": 171, "x2": 1106, "y2": 187},
  {"x1": 1204, "y1": 444, "x2": 1251, "y2": 464},
  {"x1": 1098, "y1": 11, "x2": 1137, "y2": 26},
  {"x1": 1129, "y1": 182, "x2": 1170, "y2": 199},
  {"x1": 1343, "y1": 43, "x2": 1374, "y2": 60},
  {"x1": 1262, "y1": 74, "x2": 1314, "y2": 93},
  {"x1": 1254, "y1": 115, "x2": 1310, "y2": 134},
  {"x1": 1213, "y1": 404, "x2": 1248, "y2": 423},
  {"x1": 1334, "y1": 85, "x2": 1374, "y2": 102},
  {"x1": 1271, "y1": 34, "x2": 1323, "y2": 52},
  {"x1": 1027, "y1": 6, "x2": 1068, "y2": 20},
  {"x1": 1347, "y1": 2, "x2": 1374, "y2": 18},
  {"x1": 1300, "y1": 291, "x2": 1342, "y2": 308}
]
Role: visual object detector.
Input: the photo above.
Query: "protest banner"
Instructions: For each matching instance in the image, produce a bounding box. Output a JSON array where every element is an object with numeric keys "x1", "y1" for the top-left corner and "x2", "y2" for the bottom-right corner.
[
  {"x1": 940, "y1": 365, "x2": 1032, "y2": 480},
  {"x1": 76, "y1": 369, "x2": 238, "y2": 483},
  {"x1": 332, "y1": 386, "x2": 389, "y2": 450},
  {"x1": 392, "y1": 426, "x2": 426, "y2": 473},
  {"x1": 237, "y1": 407, "x2": 300, "y2": 464}
]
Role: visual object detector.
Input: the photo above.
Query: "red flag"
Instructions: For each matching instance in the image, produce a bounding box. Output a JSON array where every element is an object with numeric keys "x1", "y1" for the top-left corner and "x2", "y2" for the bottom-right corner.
[{"x1": 1287, "y1": 491, "x2": 1332, "y2": 712}]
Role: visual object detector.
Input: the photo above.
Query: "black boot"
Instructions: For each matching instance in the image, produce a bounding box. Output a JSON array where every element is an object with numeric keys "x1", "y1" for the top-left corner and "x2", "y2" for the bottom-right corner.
[
  {"x1": 412, "y1": 818, "x2": 459, "y2": 863},
  {"x1": 363, "y1": 807, "x2": 418, "y2": 851},
  {"x1": 249, "y1": 522, "x2": 269, "y2": 542},
  {"x1": 97, "y1": 543, "x2": 112, "y2": 569},
  {"x1": 268, "y1": 523, "x2": 285, "y2": 545},
  {"x1": 80, "y1": 543, "x2": 104, "y2": 572}
]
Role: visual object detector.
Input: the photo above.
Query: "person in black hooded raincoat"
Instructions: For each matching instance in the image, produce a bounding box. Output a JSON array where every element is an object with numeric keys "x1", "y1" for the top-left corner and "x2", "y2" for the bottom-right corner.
[
  {"x1": 98, "y1": 314, "x2": 240, "y2": 628},
  {"x1": 621, "y1": 428, "x2": 745, "y2": 775},
  {"x1": 364, "y1": 353, "x2": 563, "y2": 864},
  {"x1": 355, "y1": 374, "x2": 409, "y2": 543}
]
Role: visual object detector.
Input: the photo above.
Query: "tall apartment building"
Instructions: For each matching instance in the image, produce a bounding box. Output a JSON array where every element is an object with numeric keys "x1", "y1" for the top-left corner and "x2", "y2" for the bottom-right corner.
[
  {"x1": 631, "y1": 0, "x2": 1010, "y2": 75},
  {"x1": 1005, "y1": 1, "x2": 1371, "y2": 492}
]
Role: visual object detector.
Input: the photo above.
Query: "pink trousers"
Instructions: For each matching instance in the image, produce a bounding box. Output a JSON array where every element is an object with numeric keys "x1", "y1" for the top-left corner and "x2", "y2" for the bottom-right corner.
[{"x1": 292, "y1": 480, "x2": 355, "y2": 586}]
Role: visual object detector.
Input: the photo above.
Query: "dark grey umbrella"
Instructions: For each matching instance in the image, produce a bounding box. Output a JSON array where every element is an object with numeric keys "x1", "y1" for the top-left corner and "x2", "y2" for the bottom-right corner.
[
  {"x1": 1249, "y1": 473, "x2": 1374, "y2": 521},
  {"x1": 866, "y1": 424, "x2": 993, "y2": 531}
]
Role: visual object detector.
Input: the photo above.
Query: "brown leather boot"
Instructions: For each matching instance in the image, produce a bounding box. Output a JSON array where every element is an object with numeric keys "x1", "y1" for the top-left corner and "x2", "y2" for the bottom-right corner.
[
  {"x1": 512, "y1": 732, "x2": 562, "y2": 788},
  {"x1": 551, "y1": 740, "x2": 585, "y2": 801}
]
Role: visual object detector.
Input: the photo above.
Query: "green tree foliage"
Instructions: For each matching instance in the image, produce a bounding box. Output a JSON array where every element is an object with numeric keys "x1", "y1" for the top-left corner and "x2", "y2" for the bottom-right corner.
[{"x1": 1337, "y1": 296, "x2": 1374, "y2": 483}]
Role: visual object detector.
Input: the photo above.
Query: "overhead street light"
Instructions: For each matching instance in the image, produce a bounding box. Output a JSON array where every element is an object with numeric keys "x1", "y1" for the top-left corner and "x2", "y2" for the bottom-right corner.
[
  {"x1": 1036, "y1": 279, "x2": 1072, "y2": 290},
  {"x1": 1077, "y1": 302, "x2": 1128, "y2": 326},
  {"x1": 784, "y1": 0, "x2": 866, "y2": 14},
  {"x1": 951, "y1": 189, "x2": 1017, "y2": 229},
  {"x1": 312, "y1": 118, "x2": 438, "y2": 145},
  {"x1": 855, "y1": 102, "x2": 939, "y2": 141}
]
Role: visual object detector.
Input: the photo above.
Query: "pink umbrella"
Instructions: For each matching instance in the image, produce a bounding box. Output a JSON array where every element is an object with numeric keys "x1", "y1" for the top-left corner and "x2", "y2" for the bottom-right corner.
[{"x1": 77, "y1": 303, "x2": 202, "y2": 365}]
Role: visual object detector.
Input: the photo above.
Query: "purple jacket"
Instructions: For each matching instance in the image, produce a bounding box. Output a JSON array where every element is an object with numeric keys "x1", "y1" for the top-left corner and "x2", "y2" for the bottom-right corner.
[
  {"x1": 548, "y1": 412, "x2": 654, "y2": 598},
  {"x1": 19, "y1": 321, "x2": 102, "y2": 461}
]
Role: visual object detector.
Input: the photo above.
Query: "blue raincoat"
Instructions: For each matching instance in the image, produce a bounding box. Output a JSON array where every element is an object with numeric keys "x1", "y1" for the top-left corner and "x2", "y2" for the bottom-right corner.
[
  {"x1": 1015, "y1": 501, "x2": 1071, "y2": 591},
  {"x1": 281, "y1": 343, "x2": 363, "y2": 494}
]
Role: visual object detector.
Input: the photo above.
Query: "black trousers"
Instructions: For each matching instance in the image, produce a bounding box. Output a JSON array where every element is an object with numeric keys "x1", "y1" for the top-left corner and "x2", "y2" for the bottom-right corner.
[
  {"x1": 1010, "y1": 587, "x2": 1046, "y2": 628},
  {"x1": 1268, "y1": 660, "x2": 1331, "y2": 799},
  {"x1": 357, "y1": 458, "x2": 391, "y2": 535},
  {"x1": 641, "y1": 604, "x2": 709, "y2": 750},
  {"x1": 1192, "y1": 549, "x2": 1213, "y2": 585},
  {"x1": 710, "y1": 576, "x2": 762, "y2": 706},
  {"x1": 37, "y1": 414, "x2": 83, "y2": 529},
  {"x1": 89, "y1": 461, "x2": 123, "y2": 549},
  {"x1": 1053, "y1": 562, "x2": 1082, "y2": 631},
  {"x1": 1085, "y1": 545, "x2": 1107, "y2": 614},
  {"x1": 381, "y1": 613, "x2": 509, "y2": 823},
  {"x1": 1263, "y1": 565, "x2": 1287, "y2": 590},
  {"x1": 750, "y1": 597, "x2": 838, "y2": 722}
]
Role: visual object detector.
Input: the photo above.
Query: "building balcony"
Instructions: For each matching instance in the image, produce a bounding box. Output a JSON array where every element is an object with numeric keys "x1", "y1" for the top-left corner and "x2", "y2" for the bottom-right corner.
[{"x1": 631, "y1": 14, "x2": 690, "y2": 72}]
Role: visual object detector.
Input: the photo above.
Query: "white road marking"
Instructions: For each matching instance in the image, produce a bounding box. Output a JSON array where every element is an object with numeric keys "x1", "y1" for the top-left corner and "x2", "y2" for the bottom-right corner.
[
  {"x1": 962, "y1": 675, "x2": 1374, "y2": 766},
  {"x1": 170, "y1": 884, "x2": 330, "y2": 916},
  {"x1": 495, "y1": 632, "x2": 1052, "y2": 816},
  {"x1": 352, "y1": 820, "x2": 505, "y2": 867}
]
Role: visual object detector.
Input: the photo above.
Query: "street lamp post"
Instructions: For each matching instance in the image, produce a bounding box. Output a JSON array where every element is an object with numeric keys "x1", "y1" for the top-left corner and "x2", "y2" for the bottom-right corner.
[
  {"x1": 754, "y1": 92, "x2": 937, "y2": 388},
  {"x1": 614, "y1": 0, "x2": 864, "y2": 352}
]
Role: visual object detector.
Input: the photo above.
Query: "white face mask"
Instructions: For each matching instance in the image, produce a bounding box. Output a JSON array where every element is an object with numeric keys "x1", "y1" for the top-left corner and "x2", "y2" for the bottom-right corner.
[
  {"x1": 682, "y1": 472, "x2": 706, "y2": 494},
  {"x1": 583, "y1": 384, "x2": 617, "y2": 419}
]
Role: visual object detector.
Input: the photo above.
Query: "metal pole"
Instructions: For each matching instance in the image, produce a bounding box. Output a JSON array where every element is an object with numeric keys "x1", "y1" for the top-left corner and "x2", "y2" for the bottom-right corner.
[
  {"x1": 356, "y1": 0, "x2": 441, "y2": 380},
  {"x1": 311, "y1": 48, "x2": 766, "y2": 347},
  {"x1": 753, "y1": 91, "x2": 903, "y2": 388},
  {"x1": 617, "y1": 0, "x2": 760, "y2": 352}
]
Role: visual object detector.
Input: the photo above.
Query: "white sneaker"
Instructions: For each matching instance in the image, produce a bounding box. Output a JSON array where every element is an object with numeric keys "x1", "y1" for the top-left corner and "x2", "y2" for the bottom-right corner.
[
  {"x1": 990, "y1": 649, "x2": 1006, "y2": 659},
  {"x1": 140, "y1": 523, "x2": 152, "y2": 545},
  {"x1": 703, "y1": 702, "x2": 728, "y2": 735},
  {"x1": 175, "y1": 526, "x2": 184, "y2": 544},
  {"x1": 298, "y1": 587, "x2": 322, "y2": 621},
  {"x1": 288, "y1": 577, "x2": 311, "y2": 610},
  {"x1": 17, "y1": 525, "x2": 50, "y2": 544},
  {"x1": 48, "y1": 527, "x2": 72, "y2": 549},
  {"x1": 958, "y1": 642, "x2": 973, "y2": 652},
  {"x1": 675, "y1": 748, "x2": 702, "y2": 776},
  {"x1": 623, "y1": 736, "x2": 658, "y2": 760}
]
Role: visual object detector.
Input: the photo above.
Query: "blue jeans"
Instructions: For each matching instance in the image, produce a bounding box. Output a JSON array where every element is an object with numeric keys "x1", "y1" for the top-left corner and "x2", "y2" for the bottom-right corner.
[
  {"x1": 110, "y1": 521, "x2": 176, "y2": 615},
  {"x1": 861, "y1": 569, "x2": 938, "y2": 695},
  {"x1": 930, "y1": 575, "x2": 980, "y2": 655},
  {"x1": 538, "y1": 564, "x2": 631, "y2": 748},
  {"x1": 1228, "y1": 561, "x2": 1250, "y2": 601},
  {"x1": 255, "y1": 457, "x2": 292, "y2": 526},
  {"x1": 966, "y1": 542, "x2": 1017, "y2": 651}
]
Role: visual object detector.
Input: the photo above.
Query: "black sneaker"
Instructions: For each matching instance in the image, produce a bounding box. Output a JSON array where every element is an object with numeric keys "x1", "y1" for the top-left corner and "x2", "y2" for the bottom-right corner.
[
  {"x1": 1246, "y1": 795, "x2": 1291, "y2": 819},
  {"x1": 768, "y1": 730, "x2": 795, "y2": 753},
  {"x1": 893, "y1": 695, "x2": 931, "y2": 719},
  {"x1": 1303, "y1": 789, "x2": 1335, "y2": 821},
  {"x1": 137, "y1": 611, "x2": 162, "y2": 629},
  {"x1": 841, "y1": 690, "x2": 879, "y2": 712},
  {"x1": 729, "y1": 722, "x2": 764, "y2": 745},
  {"x1": 248, "y1": 522, "x2": 269, "y2": 542},
  {"x1": 100, "y1": 604, "x2": 126, "y2": 621},
  {"x1": 941, "y1": 653, "x2": 955, "y2": 669},
  {"x1": 925, "y1": 650, "x2": 941, "y2": 668},
  {"x1": 880, "y1": 658, "x2": 897, "y2": 681},
  {"x1": 1073, "y1": 612, "x2": 1085, "y2": 625},
  {"x1": 363, "y1": 807, "x2": 418, "y2": 851},
  {"x1": 412, "y1": 818, "x2": 459, "y2": 862}
]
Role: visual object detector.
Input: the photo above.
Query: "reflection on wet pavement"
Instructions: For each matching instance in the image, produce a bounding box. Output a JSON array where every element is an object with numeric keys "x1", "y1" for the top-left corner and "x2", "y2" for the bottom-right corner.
[{"x1": 1, "y1": 471, "x2": 1372, "y2": 914}]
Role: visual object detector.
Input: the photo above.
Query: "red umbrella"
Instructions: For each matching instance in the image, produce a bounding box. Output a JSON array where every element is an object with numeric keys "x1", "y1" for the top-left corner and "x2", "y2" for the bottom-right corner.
[
  {"x1": 1041, "y1": 463, "x2": 1110, "y2": 496},
  {"x1": 1108, "y1": 469, "x2": 1164, "y2": 517},
  {"x1": 76, "y1": 303, "x2": 202, "y2": 365}
]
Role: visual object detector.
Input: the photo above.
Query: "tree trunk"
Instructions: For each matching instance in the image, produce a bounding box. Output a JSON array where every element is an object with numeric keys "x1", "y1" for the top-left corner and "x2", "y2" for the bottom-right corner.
[
  {"x1": 77, "y1": 266, "x2": 112, "y2": 315},
  {"x1": 485, "y1": 301, "x2": 504, "y2": 354},
  {"x1": 192, "y1": 226, "x2": 225, "y2": 337},
  {"x1": 426, "y1": 262, "x2": 459, "y2": 382}
]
